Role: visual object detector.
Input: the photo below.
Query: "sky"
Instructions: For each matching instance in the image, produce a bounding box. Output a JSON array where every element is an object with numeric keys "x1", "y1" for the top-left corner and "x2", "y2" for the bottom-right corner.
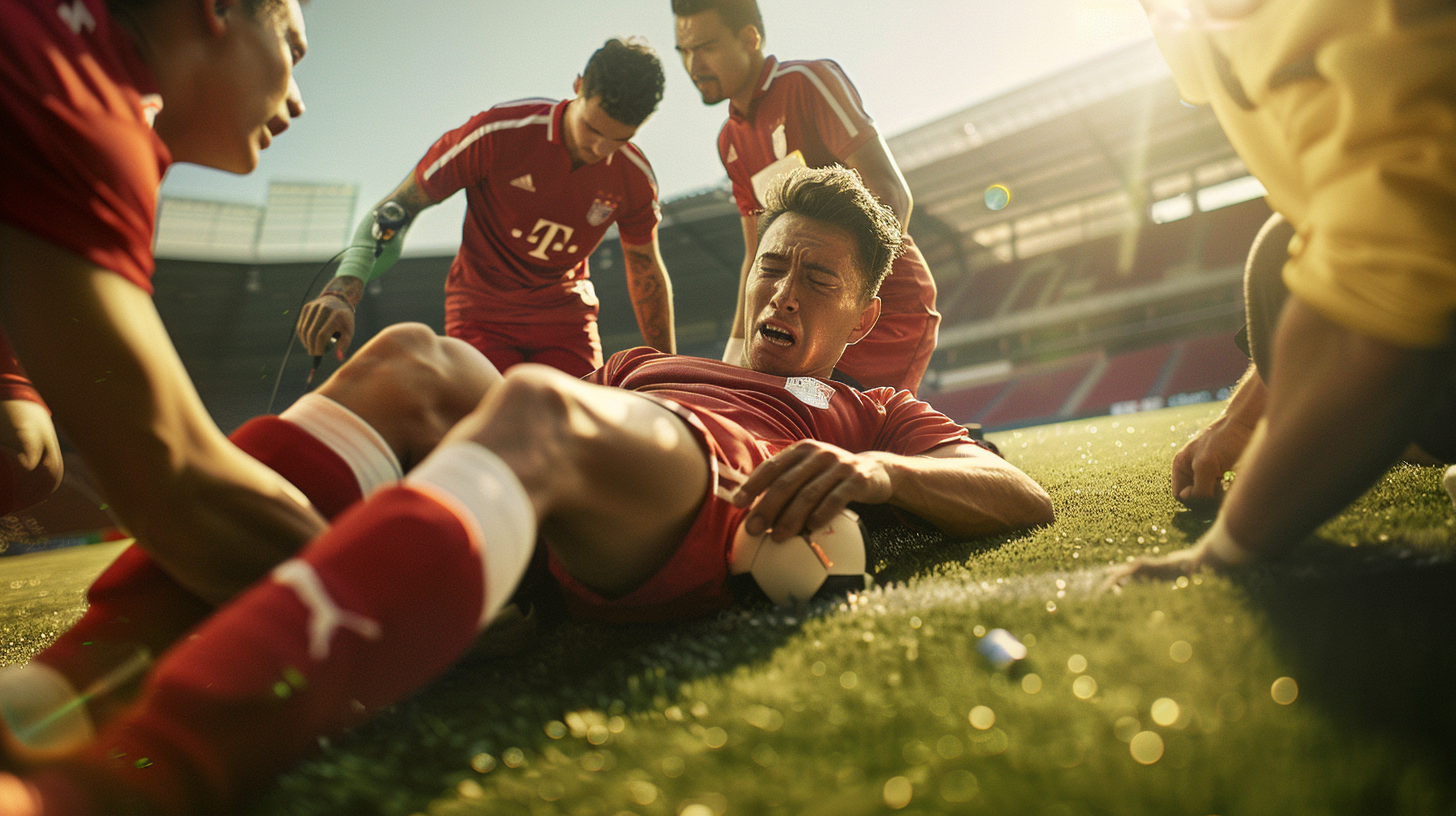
[{"x1": 160, "y1": 0, "x2": 1155, "y2": 253}]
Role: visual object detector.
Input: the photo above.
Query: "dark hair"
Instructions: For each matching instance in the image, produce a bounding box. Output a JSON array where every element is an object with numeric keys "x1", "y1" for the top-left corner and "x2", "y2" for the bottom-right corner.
[
  {"x1": 580, "y1": 38, "x2": 665, "y2": 128},
  {"x1": 758, "y1": 166, "x2": 904, "y2": 298},
  {"x1": 670, "y1": 0, "x2": 764, "y2": 39}
]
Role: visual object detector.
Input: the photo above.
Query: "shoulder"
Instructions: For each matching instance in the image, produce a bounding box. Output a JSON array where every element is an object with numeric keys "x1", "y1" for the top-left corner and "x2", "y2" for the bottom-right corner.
[
  {"x1": 471, "y1": 98, "x2": 556, "y2": 131},
  {"x1": 616, "y1": 142, "x2": 660, "y2": 200},
  {"x1": 767, "y1": 58, "x2": 861, "y2": 96}
]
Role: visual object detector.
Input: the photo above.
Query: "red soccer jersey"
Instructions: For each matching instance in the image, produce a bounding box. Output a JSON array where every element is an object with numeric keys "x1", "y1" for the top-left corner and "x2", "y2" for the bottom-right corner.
[
  {"x1": 716, "y1": 56, "x2": 940, "y2": 393},
  {"x1": 718, "y1": 56, "x2": 877, "y2": 217},
  {"x1": 588, "y1": 347, "x2": 970, "y2": 460},
  {"x1": 0, "y1": 0, "x2": 168, "y2": 292},
  {"x1": 0, "y1": 0, "x2": 167, "y2": 407},
  {"x1": 415, "y1": 98, "x2": 661, "y2": 325}
]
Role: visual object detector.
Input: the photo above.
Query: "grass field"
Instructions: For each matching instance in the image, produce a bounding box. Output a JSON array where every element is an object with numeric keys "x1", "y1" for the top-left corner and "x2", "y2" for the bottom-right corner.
[{"x1": 2, "y1": 401, "x2": 1453, "y2": 815}]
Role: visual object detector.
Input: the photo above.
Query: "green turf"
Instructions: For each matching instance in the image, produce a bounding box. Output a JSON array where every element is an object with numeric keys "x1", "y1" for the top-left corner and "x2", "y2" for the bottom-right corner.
[{"x1": 2, "y1": 402, "x2": 1452, "y2": 815}]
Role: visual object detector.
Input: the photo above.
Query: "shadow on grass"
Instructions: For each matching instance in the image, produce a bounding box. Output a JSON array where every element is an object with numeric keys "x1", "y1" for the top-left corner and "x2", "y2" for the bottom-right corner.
[
  {"x1": 260, "y1": 515, "x2": 1020, "y2": 815},
  {"x1": 1233, "y1": 542, "x2": 1456, "y2": 781}
]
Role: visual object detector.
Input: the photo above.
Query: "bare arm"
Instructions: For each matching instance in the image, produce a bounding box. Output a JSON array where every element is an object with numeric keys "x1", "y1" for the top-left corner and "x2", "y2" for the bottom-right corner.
[
  {"x1": 296, "y1": 170, "x2": 437, "y2": 357},
  {"x1": 1171, "y1": 362, "x2": 1266, "y2": 508},
  {"x1": 1115, "y1": 298, "x2": 1434, "y2": 582},
  {"x1": 843, "y1": 133, "x2": 912, "y2": 230},
  {"x1": 723, "y1": 214, "x2": 760, "y2": 362},
  {"x1": 0, "y1": 224, "x2": 327, "y2": 604},
  {"x1": 735, "y1": 439, "x2": 1053, "y2": 542},
  {"x1": 619, "y1": 235, "x2": 676, "y2": 354}
]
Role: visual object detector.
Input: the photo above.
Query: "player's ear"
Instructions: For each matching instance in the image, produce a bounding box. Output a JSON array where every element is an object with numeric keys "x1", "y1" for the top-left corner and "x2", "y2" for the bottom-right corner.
[
  {"x1": 847, "y1": 296, "x2": 881, "y2": 346},
  {"x1": 201, "y1": 0, "x2": 235, "y2": 37},
  {"x1": 572, "y1": 75, "x2": 584, "y2": 97},
  {"x1": 736, "y1": 23, "x2": 762, "y2": 53}
]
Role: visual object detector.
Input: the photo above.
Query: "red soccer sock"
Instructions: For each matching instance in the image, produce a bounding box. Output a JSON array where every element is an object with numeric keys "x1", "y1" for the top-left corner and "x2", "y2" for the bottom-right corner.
[
  {"x1": 56, "y1": 484, "x2": 499, "y2": 814},
  {"x1": 229, "y1": 413, "x2": 370, "y2": 521},
  {"x1": 21, "y1": 415, "x2": 369, "y2": 736},
  {"x1": 13, "y1": 546, "x2": 212, "y2": 742}
]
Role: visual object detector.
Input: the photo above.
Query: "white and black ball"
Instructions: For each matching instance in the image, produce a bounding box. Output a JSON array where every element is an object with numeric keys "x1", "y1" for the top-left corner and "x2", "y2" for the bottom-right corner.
[{"x1": 729, "y1": 508, "x2": 872, "y2": 606}]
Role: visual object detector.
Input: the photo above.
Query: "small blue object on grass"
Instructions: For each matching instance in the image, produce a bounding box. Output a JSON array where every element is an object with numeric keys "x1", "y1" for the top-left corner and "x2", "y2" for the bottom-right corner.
[{"x1": 977, "y1": 628, "x2": 1027, "y2": 670}]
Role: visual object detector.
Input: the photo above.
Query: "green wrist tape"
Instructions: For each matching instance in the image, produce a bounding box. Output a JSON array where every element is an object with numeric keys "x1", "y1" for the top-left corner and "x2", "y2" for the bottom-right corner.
[{"x1": 334, "y1": 212, "x2": 408, "y2": 283}]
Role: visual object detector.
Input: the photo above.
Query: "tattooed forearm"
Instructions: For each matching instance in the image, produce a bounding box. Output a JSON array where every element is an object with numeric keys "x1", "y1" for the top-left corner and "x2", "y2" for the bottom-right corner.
[
  {"x1": 322, "y1": 275, "x2": 365, "y2": 306},
  {"x1": 623, "y1": 244, "x2": 677, "y2": 354}
]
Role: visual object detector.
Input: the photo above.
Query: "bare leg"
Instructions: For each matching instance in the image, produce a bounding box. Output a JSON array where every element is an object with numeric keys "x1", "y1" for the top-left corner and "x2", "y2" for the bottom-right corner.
[
  {"x1": 440, "y1": 364, "x2": 710, "y2": 598},
  {"x1": 315, "y1": 323, "x2": 501, "y2": 472}
]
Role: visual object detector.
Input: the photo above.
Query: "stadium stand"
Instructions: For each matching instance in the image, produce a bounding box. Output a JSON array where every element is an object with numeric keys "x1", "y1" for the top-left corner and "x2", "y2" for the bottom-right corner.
[
  {"x1": 138, "y1": 40, "x2": 1275, "y2": 438},
  {"x1": 1071, "y1": 343, "x2": 1175, "y2": 417},
  {"x1": 976, "y1": 355, "x2": 1099, "y2": 429},
  {"x1": 1159, "y1": 331, "x2": 1251, "y2": 401}
]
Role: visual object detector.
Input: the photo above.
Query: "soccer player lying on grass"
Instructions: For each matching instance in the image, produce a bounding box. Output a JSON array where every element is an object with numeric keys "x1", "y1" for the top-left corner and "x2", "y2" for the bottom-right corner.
[
  {"x1": 0, "y1": 0, "x2": 327, "y2": 606},
  {"x1": 0, "y1": 166, "x2": 1053, "y2": 815},
  {"x1": 1116, "y1": 0, "x2": 1456, "y2": 581}
]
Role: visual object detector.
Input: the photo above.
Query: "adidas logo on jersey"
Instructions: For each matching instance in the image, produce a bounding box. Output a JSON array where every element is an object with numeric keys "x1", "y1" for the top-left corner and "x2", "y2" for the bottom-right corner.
[
  {"x1": 58, "y1": 0, "x2": 97, "y2": 34},
  {"x1": 511, "y1": 174, "x2": 536, "y2": 192}
]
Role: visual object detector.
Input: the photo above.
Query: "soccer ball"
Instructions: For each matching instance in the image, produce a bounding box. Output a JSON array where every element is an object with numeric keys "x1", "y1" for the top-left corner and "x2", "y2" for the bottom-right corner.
[{"x1": 729, "y1": 508, "x2": 871, "y2": 606}]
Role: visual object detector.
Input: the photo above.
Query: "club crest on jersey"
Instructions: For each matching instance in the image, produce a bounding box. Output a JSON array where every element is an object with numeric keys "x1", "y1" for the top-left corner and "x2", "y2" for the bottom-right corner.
[
  {"x1": 784, "y1": 377, "x2": 835, "y2": 410},
  {"x1": 586, "y1": 197, "x2": 618, "y2": 227}
]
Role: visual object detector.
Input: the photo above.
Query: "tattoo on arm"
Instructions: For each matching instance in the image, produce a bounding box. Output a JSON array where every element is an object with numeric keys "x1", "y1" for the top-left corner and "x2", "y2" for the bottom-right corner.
[
  {"x1": 323, "y1": 275, "x2": 365, "y2": 307},
  {"x1": 623, "y1": 245, "x2": 674, "y2": 352}
]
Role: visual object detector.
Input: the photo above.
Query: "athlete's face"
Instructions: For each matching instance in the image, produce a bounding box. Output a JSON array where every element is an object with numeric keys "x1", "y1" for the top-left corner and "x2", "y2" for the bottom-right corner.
[
  {"x1": 563, "y1": 86, "x2": 640, "y2": 167},
  {"x1": 158, "y1": 0, "x2": 306, "y2": 173},
  {"x1": 744, "y1": 213, "x2": 880, "y2": 380},
  {"x1": 674, "y1": 11, "x2": 761, "y2": 106}
]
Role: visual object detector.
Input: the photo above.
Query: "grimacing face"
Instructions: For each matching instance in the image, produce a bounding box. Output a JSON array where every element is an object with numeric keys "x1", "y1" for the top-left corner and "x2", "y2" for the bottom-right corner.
[
  {"x1": 743, "y1": 212, "x2": 880, "y2": 380},
  {"x1": 673, "y1": 10, "x2": 758, "y2": 106}
]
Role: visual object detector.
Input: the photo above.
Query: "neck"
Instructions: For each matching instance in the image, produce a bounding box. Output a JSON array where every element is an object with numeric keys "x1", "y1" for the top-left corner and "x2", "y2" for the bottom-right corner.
[{"x1": 728, "y1": 52, "x2": 766, "y2": 115}]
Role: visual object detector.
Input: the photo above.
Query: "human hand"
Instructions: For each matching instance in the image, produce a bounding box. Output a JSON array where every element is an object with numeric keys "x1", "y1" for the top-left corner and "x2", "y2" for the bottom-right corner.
[
  {"x1": 297, "y1": 289, "x2": 357, "y2": 358},
  {"x1": 1102, "y1": 544, "x2": 1211, "y2": 591},
  {"x1": 1171, "y1": 419, "x2": 1253, "y2": 509},
  {"x1": 734, "y1": 440, "x2": 892, "y2": 541}
]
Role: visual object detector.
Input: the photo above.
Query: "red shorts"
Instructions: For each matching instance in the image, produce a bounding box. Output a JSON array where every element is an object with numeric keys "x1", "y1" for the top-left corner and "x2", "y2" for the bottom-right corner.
[
  {"x1": 229, "y1": 416, "x2": 363, "y2": 521},
  {"x1": 545, "y1": 397, "x2": 774, "y2": 625},
  {"x1": 447, "y1": 318, "x2": 602, "y2": 379},
  {"x1": 835, "y1": 235, "x2": 940, "y2": 395}
]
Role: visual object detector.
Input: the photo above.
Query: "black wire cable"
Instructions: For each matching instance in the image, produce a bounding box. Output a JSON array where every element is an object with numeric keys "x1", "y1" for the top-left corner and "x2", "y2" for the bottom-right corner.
[{"x1": 266, "y1": 248, "x2": 349, "y2": 414}]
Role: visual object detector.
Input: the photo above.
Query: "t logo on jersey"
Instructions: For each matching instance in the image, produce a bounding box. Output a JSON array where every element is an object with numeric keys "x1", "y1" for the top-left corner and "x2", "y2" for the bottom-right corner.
[
  {"x1": 515, "y1": 218, "x2": 579, "y2": 261},
  {"x1": 58, "y1": 0, "x2": 97, "y2": 34}
]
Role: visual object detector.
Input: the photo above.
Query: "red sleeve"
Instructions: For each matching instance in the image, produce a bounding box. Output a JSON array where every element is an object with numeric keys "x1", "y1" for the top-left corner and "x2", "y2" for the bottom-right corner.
[
  {"x1": 614, "y1": 144, "x2": 661, "y2": 245},
  {"x1": 871, "y1": 389, "x2": 973, "y2": 456},
  {"x1": 719, "y1": 125, "x2": 758, "y2": 218},
  {"x1": 0, "y1": 329, "x2": 44, "y2": 408},
  {"x1": 413, "y1": 110, "x2": 497, "y2": 203},
  {"x1": 794, "y1": 59, "x2": 876, "y2": 162},
  {"x1": 0, "y1": 0, "x2": 167, "y2": 292}
]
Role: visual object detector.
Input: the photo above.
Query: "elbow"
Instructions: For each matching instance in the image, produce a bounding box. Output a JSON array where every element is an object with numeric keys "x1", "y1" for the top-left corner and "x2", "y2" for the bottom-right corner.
[
  {"x1": 1020, "y1": 484, "x2": 1055, "y2": 529},
  {"x1": 989, "y1": 479, "x2": 1054, "y2": 535}
]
